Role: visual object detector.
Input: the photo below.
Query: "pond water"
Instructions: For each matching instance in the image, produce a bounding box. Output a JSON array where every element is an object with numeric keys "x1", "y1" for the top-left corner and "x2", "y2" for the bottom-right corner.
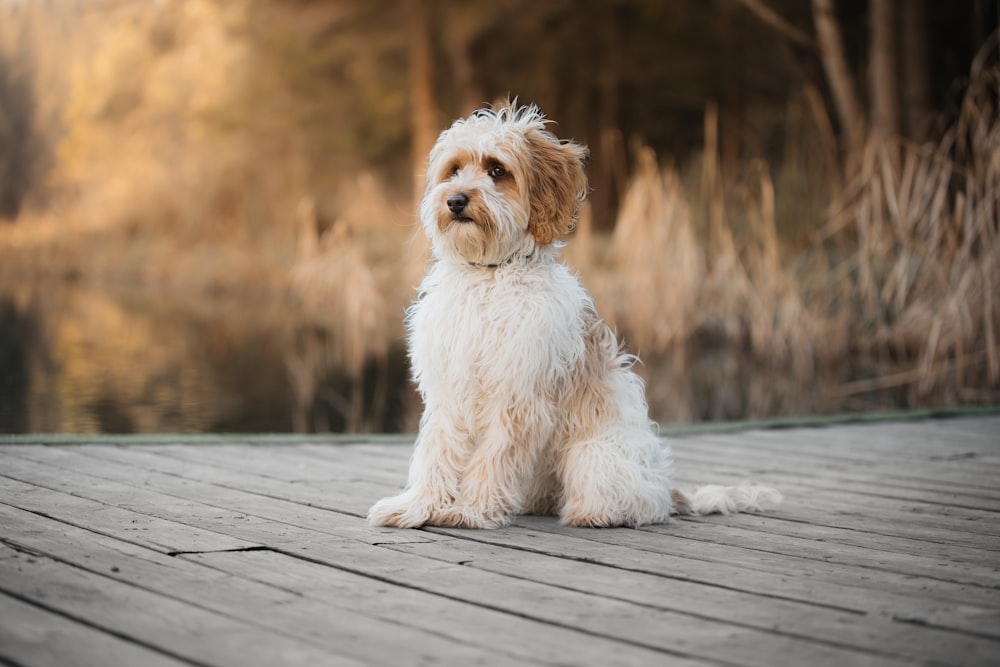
[
  {"x1": 0, "y1": 279, "x2": 916, "y2": 434},
  {"x1": 0, "y1": 281, "x2": 415, "y2": 434}
]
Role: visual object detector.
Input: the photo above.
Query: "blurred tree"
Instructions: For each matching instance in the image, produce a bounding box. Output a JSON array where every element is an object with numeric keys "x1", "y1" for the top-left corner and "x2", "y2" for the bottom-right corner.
[
  {"x1": 811, "y1": 0, "x2": 865, "y2": 156},
  {"x1": 749, "y1": 0, "x2": 996, "y2": 160},
  {"x1": 55, "y1": 0, "x2": 251, "y2": 231},
  {"x1": 3, "y1": 0, "x2": 994, "y2": 235},
  {"x1": 440, "y1": 0, "x2": 489, "y2": 115},
  {"x1": 234, "y1": 0, "x2": 411, "y2": 191},
  {"x1": 0, "y1": 52, "x2": 34, "y2": 219},
  {"x1": 0, "y1": 1, "x2": 79, "y2": 220},
  {"x1": 869, "y1": 0, "x2": 899, "y2": 142},
  {"x1": 899, "y1": 0, "x2": 929, "y2": 141},
  {"x1": 410, "y1": 0, "x2": 437, "y2": 209}
]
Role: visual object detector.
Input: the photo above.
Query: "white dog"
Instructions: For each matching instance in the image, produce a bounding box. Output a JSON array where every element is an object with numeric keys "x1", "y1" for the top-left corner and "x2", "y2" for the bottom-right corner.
[{"x1": 369, "y1": 102, "x2": 780, "y2": 529}]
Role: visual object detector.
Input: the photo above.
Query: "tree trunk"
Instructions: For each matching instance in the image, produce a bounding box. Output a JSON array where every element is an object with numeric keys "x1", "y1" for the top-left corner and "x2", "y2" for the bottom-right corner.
[
  {"x1": 410, "y1": 0, "x2": 437, "y2": 211},
  {"x1": 589, "y1": 4, "x2": 625, "y2": 231},
  {"x1": 870, "y1": 0, "x2": 899, "y2": 142},
  {"x1": 720, "y1": 6, "x2": 744, "y2": 181},
  {"x1": 734, "y1": 0, "x2": 815, "y2": 49},
  {"x1": 447, "y1": 34, "x2": 484, "y2": 116},
  {"x1": 444, "y1": 3, "x2": 486, "y2": 116},
  {"x1": 899, "y1": 0, "x2": 929, "y2": 141},
  {"x1": 811, "y1": 0, "x2": 865, "y2": 159},
  {"x1": 971, "y1": 0, "x2": 995, "y2": 59}
]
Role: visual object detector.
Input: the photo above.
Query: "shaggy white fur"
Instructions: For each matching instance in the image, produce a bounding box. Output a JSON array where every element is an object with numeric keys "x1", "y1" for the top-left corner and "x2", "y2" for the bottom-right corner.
[{"x1": 368, "y1": 103, "x2": 781, "y2": 528}]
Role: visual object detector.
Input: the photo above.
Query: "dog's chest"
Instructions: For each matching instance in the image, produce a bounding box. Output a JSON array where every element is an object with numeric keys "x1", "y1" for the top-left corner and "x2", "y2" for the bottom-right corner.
[
  {"x1": 410, "y1": 267, "x2": 585, "y2": 395},
  {"x1": 418, "y1": 281, "x2": 535, "y2": 371}
]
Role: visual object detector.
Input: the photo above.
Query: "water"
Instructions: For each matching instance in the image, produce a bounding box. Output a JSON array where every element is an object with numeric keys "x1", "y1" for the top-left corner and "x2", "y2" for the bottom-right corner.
[
  {"x1": 0, "y1": 279, "x2": 921, "y2": 435},
  {"x1": 0, "y1": 281, "x2": 414, "y2": 434}
]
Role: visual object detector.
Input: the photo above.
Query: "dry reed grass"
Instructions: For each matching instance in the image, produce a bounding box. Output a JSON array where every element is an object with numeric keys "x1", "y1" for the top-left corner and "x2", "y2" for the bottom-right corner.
[
  {"x1": 593, "y1": 63, "x2": 999, "y2": 416},
  {"x1": 605, "y1": 117, "x2": 835, "y2": 378},
  {"x1": 823, "y1": 62, "x2": 1000, "y2": 403},
  {"x1": 610, "y1": 147, "x2": 704, "y2": 356},
  {"x1": 285, "y1": 173, "x2": 416, "y2": 431}
]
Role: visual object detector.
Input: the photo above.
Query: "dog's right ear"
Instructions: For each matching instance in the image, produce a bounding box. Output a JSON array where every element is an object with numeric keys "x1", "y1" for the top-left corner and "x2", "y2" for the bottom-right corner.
[{"x1": 525, "y1": 130, "x2": 589, "y2": 245}]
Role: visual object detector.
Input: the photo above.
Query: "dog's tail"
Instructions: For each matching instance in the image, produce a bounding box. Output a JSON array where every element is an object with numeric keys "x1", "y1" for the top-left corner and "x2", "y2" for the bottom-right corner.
[{"x1": 671, "y1": 484, "x2": 782, "y2": 516}]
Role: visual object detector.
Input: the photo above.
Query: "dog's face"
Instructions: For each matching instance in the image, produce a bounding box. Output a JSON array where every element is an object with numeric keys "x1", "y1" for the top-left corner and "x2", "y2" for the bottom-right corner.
[{"x1": 420, "y1": 104, "x2": 589, "y2": 265}]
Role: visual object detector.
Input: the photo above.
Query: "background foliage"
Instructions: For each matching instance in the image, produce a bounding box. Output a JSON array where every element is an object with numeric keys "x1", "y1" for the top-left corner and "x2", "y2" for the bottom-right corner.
[{"x1": 0, "y1": 0, "x2": 997, "y2": 432}]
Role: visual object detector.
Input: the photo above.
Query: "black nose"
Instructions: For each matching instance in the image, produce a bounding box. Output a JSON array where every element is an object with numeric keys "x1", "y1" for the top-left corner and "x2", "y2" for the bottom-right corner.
[{"x1": 446, "y1": 193, "x2": 469, "y2": 215}]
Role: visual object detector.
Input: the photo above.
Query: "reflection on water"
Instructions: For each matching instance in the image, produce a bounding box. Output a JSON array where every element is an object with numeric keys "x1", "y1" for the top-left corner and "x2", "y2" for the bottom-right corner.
[
  {"x1": 1, "y1": 280, "x2": 916, "y2": 434},
  {"x1": 0, "y1": 281, "x2": 414, "y2": 434}
]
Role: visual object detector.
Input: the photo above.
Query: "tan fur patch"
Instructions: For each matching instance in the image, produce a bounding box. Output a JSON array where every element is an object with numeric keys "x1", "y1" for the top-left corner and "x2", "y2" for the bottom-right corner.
[
  {"x1": 670, "y1": 488, "x2": 693, "y2": 515},
  {"x1": 525, "y1": 129, "x2": 589, "y2": 245},
  {"x1": 560, "y1": 312, "x2": 620, "y2": 442}
]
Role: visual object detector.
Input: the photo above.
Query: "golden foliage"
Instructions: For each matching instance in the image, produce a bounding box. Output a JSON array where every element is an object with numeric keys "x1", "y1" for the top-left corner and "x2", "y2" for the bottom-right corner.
[
  {"x1": 57, "y1": 1, "x2": 249, "y2": 225},
  {"x1": 0, "y1": 1, "x2": 996, "y2": 429}
]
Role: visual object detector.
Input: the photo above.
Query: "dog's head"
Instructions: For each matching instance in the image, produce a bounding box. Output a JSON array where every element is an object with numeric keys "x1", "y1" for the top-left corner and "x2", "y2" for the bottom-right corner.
[{"x1": 420, "y1": 102, "x2": 589, "y2": 266}]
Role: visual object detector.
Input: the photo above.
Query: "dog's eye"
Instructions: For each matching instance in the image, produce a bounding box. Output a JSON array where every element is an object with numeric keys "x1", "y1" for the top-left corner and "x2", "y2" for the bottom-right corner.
[{"x1": 488, "y1": 165, "x2": 507, "y2": 179}]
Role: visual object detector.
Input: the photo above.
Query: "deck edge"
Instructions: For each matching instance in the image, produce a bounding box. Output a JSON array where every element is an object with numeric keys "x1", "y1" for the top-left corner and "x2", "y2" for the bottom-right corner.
[{"x1": 2, "y1": 405, "x2": 998, "y2": 445}]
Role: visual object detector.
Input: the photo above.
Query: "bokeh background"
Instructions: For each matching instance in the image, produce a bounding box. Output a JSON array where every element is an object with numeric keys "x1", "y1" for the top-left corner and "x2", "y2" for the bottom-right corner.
[{"x1": 1, "y1": 0, "x2": 997, "y2": 434}]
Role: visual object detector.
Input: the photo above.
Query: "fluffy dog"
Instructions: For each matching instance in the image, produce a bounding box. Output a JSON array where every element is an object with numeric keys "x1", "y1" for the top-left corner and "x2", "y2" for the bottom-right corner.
[{"x1": 369, "y1": 102, "x2": 780, "y2": 528}]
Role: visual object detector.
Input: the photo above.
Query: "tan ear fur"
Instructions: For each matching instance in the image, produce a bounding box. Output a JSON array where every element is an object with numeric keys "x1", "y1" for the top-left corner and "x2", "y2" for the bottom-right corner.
[{"x1": 526, "y1": 129, "x2": 589, "y2": 245}]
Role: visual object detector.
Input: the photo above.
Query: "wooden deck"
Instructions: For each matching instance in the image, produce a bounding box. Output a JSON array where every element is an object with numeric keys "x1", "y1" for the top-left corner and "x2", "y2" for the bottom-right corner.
[{"x1": 1, "y1": 416, "x2": 998, "y2": 667}]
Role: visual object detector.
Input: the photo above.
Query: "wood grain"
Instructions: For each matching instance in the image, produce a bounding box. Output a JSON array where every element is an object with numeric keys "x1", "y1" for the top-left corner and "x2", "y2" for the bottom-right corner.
[{"x1": 1, "y1": 416, "x2": 998, "y2": 666}]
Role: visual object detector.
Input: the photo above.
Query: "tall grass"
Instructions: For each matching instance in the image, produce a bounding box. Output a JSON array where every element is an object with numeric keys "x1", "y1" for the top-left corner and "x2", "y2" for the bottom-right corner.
[
  {"x1": 824, "y1": 63, "x2": 1000, "y2": 403},
  {"x1": 602, "y1": 109, "x2": 836, "y2": 375},
  {"x1": 578, "y1": 63, "x2": 1000, "y2": 418},
  {"x1": 610, "y1": 146, "x2": 704, "y2": 356},
  {"x1": 285, "y1": 173, "x2": 416, "y2": 432}
]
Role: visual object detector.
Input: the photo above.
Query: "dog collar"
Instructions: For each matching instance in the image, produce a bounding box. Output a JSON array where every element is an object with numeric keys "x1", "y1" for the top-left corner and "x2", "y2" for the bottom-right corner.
[{"x1": 467, "y1": 251, "x2": 534, "y2": 269}]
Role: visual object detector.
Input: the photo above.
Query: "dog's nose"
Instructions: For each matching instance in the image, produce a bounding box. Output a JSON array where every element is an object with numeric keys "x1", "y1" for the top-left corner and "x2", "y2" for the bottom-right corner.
[{"x1": 446, "y1": 193, "x2": 469, "y2": 215}]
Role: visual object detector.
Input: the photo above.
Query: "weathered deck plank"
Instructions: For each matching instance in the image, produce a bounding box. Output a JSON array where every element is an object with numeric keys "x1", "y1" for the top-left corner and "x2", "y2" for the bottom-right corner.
[
  {"x1": 0, "y1": 540, "x2": 367, "y2": 667},
  {"x1": 0, "y1": 593, "x2": 190, "y2": 667},
  {"x1": 1, "y1": 416, "x2": 998, "y2": 666}
]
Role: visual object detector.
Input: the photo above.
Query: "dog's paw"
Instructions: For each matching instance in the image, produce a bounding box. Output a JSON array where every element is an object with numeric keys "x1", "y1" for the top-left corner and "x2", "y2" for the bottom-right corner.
[
  {"x1": 368, "y1": 492, "x2": 433, "y2": 528},
  {"x1": 559, "y1": 510, "x2": 625, "y2": 528},
  {"x1": 431, "y1": 504, "x2": 512, "y2": 529}
]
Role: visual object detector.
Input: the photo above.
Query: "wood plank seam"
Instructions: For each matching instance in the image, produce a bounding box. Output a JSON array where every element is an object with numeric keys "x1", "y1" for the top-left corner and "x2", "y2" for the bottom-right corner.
[{"x1": 0, "y1": 585, "x2": 209, "y2": 667}]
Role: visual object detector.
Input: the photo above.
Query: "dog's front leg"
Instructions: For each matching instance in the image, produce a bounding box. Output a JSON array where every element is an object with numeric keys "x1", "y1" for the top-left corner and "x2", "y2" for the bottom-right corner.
[
  {"x1": 434, "y1": 405, "x2": 550, "y2": 529},
  {"x1": 368, "y1": 412, "x2": 472, "y2": 528}
]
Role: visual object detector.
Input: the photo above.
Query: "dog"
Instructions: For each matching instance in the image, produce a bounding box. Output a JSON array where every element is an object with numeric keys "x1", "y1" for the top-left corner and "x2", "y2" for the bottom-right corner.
[{"x1": 368, "y1": 102, "x2": 781, "y2": 528}]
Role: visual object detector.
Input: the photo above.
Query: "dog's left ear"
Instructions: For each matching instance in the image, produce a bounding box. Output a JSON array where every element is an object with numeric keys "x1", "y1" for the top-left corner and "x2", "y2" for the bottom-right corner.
[{"x1": 525, "y1": 130, "x2": 589, "y2": 245}]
